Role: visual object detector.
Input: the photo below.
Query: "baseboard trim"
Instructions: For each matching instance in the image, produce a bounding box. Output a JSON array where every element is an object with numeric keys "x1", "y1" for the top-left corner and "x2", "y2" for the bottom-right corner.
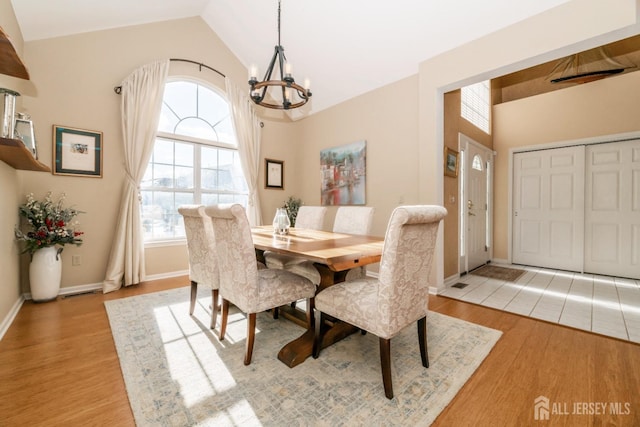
[
  {"x1": 23, "y1": 270, "x2": 191, "y2": 300},
  {"x1": 144, "y1": 270, "x2": 189, "y2": 282},
  {"x1": 0, "y1": 294, "x2": 25, "y2": 341}
]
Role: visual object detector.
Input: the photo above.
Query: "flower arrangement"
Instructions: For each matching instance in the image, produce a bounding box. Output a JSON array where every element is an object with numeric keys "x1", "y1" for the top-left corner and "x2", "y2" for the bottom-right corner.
[
  {"x1": 282, "y1": 196, "x2": 302, "y2": 226},
  {"x1": 14, "y1": 192, "x2": 84, "y2": 254}
]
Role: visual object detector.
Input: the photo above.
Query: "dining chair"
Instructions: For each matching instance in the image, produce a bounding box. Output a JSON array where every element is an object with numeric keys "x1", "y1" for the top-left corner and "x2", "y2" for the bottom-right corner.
[
  {"x1": 178, "y1": 205, "x2": 219, "y2": 329},
  {"x1": 264, "y1": 205, "x2": 328, "y2": 285},
  {"x1": 281, "y1": 206, "x2": 376, "y2": 285},
  {"x1": 204, "y1": 204, "x2": 316, "y2": 365},
  {"x1": 312, "y1": 205, "x2": 447, "y2": 399}
]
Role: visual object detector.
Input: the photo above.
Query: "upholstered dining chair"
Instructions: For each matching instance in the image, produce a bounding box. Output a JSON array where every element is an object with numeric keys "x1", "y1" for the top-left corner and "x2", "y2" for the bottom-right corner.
[
  {"x1": 283, "y1": 206, "x2": 376, "y2": 285},
  {"x1": 178, "y1": 205, "x2": 220, "y2": 329},
  {"x1": 263, "y1": 205, "x2": 328, "y2": 285},
  {"x1": 204, "y1": 204, "x2": 316, "y2": 365},
  {"x1": 312, "y1": 205, "x2": 447, "y2": 399}
]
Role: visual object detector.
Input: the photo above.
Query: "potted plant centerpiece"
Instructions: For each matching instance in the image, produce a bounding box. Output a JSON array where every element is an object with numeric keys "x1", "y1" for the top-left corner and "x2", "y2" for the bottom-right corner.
[
  {"x1": 14, "y1": 192, "x2": 84, "y2": 302},
  {"x1": 283, "y1": 196, "x2": 302, "y2": 227}
]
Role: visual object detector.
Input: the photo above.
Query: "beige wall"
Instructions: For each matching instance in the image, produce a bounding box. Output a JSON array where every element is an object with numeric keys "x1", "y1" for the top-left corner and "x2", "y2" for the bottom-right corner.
[
  {"x1": 0, "y1": 0, "x2": 26, "y2": 327},
  {"x1": 492, "y1": 70, "x2": 640, "y2": 260},
  {"x1": 289, "y1": 75, "x2": 420, "y2": 244}
]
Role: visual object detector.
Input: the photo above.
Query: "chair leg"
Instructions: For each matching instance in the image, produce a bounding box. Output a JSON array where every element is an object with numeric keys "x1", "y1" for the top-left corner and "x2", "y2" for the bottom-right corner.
[
  {"x1": 418, "y1": 316, "x2": 429, "y2": 368},
  {"x1": 210, "y1": 289, "x2": 219, "y2": 330},
  {"x1": 244, "y1": 313, "x2": 257, "y2": 365},
  {"x1": 219, "y1": 299, "x2": 230, "y2": 340},
  {"x1": 272, "y1": 306, "x2": 279, "y2": 319},
  {"x1": 312, "y1": 310, "x2": 322, "y2": 359},
  {"x1": 189, "y1": 281, "x2": 197, "y2": 315},
  {"x1": 379, "y1": 337, "x2": 393, "y2": 399}
]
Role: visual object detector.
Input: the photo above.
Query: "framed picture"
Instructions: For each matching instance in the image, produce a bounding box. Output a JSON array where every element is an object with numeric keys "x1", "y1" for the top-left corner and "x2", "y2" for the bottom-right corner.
[
  {"x1": 53, "y1": 125, "x2": 103, "y2": 177},
  {"x1": 265, "y1": 158, "x2": 284, "y2": 189},
  {"x1": 320, "y1": 140, "x2": 366, "y2": 205},
  {"x1": 14, "y1": 118, "x2": 37, "y2": 158},
  {"x1": 444, "y1": 146, "x2": 459, "y2": 178}
]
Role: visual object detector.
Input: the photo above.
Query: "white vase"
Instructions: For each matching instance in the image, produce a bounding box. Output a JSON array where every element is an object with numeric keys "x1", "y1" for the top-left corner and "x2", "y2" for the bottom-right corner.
[{"x1": 29, "y1": 246, "x2": 63, "y2": 302}]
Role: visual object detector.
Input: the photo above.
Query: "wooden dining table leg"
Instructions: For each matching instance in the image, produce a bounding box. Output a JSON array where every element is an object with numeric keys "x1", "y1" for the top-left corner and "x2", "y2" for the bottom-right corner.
[{"x1": 277, "y1": 264, "x2": 360, "y2": 368}]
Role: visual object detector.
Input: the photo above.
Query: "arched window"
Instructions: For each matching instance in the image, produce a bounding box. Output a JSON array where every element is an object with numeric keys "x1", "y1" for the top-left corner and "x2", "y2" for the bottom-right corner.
[
  {"x1": 141, "y1": 80, "x2": 248, "y2": 242},
  {"x1": 472, "y1": 154, "x2": 483, "y2": 171}
]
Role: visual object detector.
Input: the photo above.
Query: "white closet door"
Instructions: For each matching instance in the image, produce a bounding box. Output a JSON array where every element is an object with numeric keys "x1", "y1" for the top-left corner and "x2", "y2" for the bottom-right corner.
[
  {"x1": 513, "y1": 146, "x2": 585, "y2": 271},
  {"x1": 585, "y1": 139, "x2": 640, "y2": 279}
]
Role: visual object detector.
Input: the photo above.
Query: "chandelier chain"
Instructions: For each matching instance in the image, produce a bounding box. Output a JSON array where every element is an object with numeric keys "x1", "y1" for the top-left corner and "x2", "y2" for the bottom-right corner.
[{"x1": 277, "y1": 0, "x2": 281, "y2": 47}]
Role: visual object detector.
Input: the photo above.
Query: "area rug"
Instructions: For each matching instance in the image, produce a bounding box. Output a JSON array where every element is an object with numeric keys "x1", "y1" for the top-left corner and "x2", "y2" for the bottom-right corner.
[
  {"x1": 470, "y1": 265, "x2": 526, "y2": 282},
  {"x1": 105, "y1": 287, "x2": 502, "y2": 426}
]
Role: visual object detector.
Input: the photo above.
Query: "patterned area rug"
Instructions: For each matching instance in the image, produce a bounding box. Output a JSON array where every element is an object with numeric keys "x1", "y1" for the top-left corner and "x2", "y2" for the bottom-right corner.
[
  {"x1": 105, "y1": 287, "x2": 502, "y2": 426},
  {"x1": 470, "y1": 265, "x2": 526, "y2": 282}
]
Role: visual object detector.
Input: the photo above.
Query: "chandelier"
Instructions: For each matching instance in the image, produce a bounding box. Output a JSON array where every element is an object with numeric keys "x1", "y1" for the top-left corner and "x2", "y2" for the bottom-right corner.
[{"x1": 248, "y1": 0, "x2": 311, "y2": 110}]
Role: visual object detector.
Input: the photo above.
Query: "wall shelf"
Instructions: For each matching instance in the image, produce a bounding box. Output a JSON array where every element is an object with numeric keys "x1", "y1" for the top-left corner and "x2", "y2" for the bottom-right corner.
[
  {"x1": 0, "y1": 27, "x2": 29, "y2": 80},
  {"x1": 0, "y1": 137, "x2": 50, "y2": 172}
]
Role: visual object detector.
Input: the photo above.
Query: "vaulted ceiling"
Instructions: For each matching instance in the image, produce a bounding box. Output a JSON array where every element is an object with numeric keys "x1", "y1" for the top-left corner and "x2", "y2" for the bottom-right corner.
[{"x1": 11, "y1": 0, "x2": 573, "y2": 114}]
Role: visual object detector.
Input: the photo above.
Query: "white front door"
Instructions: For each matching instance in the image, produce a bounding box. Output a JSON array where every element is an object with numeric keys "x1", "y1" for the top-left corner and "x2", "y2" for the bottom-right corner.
[
  {"x1": 460, "y1": 134, "x2": 493, "y2": 273},
  {"x1": 585, "y1": 139, "x2": 640, "y2": 279},
  {"x1": 512, "y1": 146, "x2": 585, "y2": 271}
]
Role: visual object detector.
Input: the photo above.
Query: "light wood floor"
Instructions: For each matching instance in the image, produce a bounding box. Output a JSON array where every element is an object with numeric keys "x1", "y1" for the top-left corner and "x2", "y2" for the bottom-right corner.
[{"x1": 1, "y1": 276, "x2": 638, "y2": 426}]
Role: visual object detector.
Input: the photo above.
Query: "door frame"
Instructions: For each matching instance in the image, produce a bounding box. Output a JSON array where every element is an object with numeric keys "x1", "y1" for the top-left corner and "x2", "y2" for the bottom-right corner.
[
  {"x1": 507, "y1": 130, "x2": 640, "y2": 264},
  {"x1": 459, "y1": 133, "x2": 494, "y2": 274}
]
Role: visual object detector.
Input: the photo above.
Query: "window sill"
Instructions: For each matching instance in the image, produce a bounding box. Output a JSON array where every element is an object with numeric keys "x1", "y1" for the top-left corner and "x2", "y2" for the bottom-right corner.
[{"x1": 145, "y1": 239, "x2": 186, "y2": 249}]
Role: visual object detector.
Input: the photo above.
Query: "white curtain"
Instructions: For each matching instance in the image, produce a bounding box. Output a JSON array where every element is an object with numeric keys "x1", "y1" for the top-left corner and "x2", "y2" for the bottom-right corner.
[
  {"x1": 103, "y1": 59, "x2": 170, "y2": 293},
  {"x1": 225, "y1": 77, "x2": 263, "y2": 226}
]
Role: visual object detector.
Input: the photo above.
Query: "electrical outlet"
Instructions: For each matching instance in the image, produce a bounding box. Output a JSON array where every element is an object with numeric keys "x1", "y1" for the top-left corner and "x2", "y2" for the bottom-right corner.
[{"x1": 72, "y1": 255, "x2": 81, "y2": 266}]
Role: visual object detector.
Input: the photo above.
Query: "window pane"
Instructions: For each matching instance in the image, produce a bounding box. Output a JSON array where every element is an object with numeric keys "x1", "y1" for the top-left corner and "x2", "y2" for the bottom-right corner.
[
  {"x1": 175, "y1": 166, "x2": 194, "y2": 189},
  {"x1": 163, "y1": 81, "x2": 197, "y2": 123},
  {"x1": 158, "y1": 103, "x2": 179, "y2": 134},
  {"x1": 175, "y1": 117, "x2": 217, "y2": 140},
  {"x1": 198, "y1": 85, "x2": 230, "y2": 125},
  {"x1": 201, "y1": 193, "x2": 219, "y2": 206},
  {"x1": 461, "y1": 80, "x2": 490, "y2": 134},
  {"x1": 174, "y1": 142, "x2": 193, "y2": 167},
  {"x1": 155, "y1": 164, "x2": 174, "y2": 188},
  {"x1": 201, "y1": 168, "x2": 219, "y2": 190},
  {"x1": 202, "y1": 146, "x2": 219, "y2": 168},
  {"x1": 154, "y1": 139, "x2": 174, "y2": 164}
]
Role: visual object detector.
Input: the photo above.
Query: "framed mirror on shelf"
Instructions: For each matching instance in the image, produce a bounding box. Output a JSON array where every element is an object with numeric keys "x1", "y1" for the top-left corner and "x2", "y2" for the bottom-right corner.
[{"x1": 14, "y1": 118, "x2": 37, "y2": 158}]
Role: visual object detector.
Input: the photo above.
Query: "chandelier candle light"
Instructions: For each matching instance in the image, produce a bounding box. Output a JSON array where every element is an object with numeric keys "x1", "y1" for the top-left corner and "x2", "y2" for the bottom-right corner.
[{"x1": 248, "y1": 0, "x2": 312, "y2": 110}]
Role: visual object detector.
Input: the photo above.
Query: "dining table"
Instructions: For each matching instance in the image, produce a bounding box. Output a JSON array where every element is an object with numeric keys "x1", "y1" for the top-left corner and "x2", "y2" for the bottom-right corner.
[{"x1": 251, "y1": 225, "x2": 384, "y2": 368}]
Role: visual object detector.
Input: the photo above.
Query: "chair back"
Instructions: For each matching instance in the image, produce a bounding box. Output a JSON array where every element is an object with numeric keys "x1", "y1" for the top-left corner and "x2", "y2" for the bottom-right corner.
[
  {"x1": 333, "y1": 206, "x2": 375, "y2": 235},
  {"x1": 178, "y1": 205, "x2": 219, "y2": 289},
  {"x1": 377, "y1": 205, "x2": 447, "y2": 336},
  {"x1": 204, "y1": 204, "x2": 259, "y2": 312},
  {"x1": 294, "y1": 206, "x2": 327, "y2": 229}
]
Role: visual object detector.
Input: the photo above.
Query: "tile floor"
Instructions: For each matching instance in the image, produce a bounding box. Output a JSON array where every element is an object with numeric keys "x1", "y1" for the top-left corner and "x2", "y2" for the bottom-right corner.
[{"x1": 440, "y1": 264, "x2": 640, "y2": 344}]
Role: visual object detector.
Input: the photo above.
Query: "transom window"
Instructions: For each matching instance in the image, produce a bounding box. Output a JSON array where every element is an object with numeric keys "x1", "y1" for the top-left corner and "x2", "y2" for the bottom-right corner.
[
  {"x1": 461, "y1": 80, "x2": 491, "y2": 134},
  {"x1": 141, "y1": 80, "x2": 248, "y2": 242}
]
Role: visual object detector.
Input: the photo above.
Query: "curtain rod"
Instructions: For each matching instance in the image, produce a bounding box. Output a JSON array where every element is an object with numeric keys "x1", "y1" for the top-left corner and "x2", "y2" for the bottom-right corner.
[{"x1": 113, "y1": 58, "x2": 226, "y2": 94}]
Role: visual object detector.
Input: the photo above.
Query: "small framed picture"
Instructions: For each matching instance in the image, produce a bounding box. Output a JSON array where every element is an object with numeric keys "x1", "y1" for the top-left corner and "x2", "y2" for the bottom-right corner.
[
  {"x1": 53, "y1": 125, "x2": 103, "y2": 177},
  {"x1": 265, "y1": 158, "x2": 284, "y2": 189},
  {"x1": 14, "y1": 118, "x2": 37, "y2": 158},
  {"x1": 444, "y1": 146, "x2": 459, "y2": 178}
]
